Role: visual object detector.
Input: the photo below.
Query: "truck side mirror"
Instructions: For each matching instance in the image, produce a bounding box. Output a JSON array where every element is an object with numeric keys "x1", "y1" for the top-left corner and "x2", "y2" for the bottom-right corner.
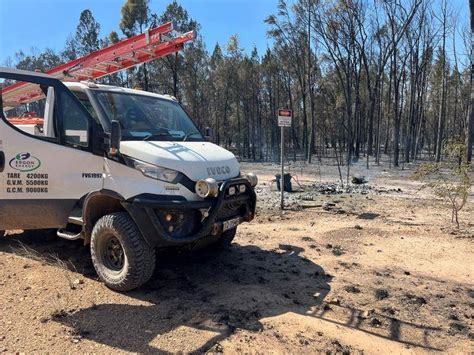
[
  {"x1": 109, "y1": 120, "x2": 121, "y2": 155},
  {"x1": 204, "y1": 127, "x2": 213, "y2": 141}
]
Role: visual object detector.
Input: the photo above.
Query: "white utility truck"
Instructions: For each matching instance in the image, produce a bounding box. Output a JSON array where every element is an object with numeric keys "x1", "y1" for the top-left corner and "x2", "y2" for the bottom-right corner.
[{"x1": 0, "y1": 24, "x2": 257, "y2": 291}]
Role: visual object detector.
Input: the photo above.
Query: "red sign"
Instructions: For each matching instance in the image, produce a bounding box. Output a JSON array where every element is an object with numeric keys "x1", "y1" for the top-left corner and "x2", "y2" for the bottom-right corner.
[
  {"x1": 278, "y1": 109, "x2": 292, "y2": 117},
  {"x1": 278, "y1": 109, "x2": 292, "y2": 127}
]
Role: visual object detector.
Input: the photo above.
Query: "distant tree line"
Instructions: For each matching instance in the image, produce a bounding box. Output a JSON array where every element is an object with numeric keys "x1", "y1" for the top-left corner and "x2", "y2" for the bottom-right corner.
[{"x1": 5, "y1": 0, "x2": 473, "y2": 166}]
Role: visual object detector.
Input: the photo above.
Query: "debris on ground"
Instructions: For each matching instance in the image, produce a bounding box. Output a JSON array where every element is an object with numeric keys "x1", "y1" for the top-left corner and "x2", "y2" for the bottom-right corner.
[
  {"x1": 351, "y1": 176, "x2": 368, "y2": 184},
  {"x1": 322, "y1": 201, "x2": 336, "y2": 211},
  {"x1": 404, "y1": 293, "x2": 428, "y2": 306},
  {"x1": 375, "y1": 289, "x2": 389, "y2": 300},
  {"x1": 369, "y1": 317, "x2": 383, "y2": 327},
  {"x1": 331, "y1": 245, "x2": 345, "y2": 256},
  {"x1": 359, "y1": 309, "x2": 375, "y2": 319},
  {"x1": 1, "y1": 161, "x2": 472, "y2": 353},
  {"x1": 256, "y1": 180, "x2": 403, "y2": 215},
  {"x1": 344, "y1": 285, "x2": 361, "y2": 294}
]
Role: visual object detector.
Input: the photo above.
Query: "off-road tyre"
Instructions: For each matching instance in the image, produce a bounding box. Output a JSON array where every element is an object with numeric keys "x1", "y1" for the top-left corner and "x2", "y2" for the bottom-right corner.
[{"x1": 91, "y1": 212, "x2": 155, "y2": 292}]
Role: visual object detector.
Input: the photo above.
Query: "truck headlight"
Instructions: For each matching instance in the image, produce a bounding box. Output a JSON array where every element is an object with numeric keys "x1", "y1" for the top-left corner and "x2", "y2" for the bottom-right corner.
[
  {"x1": 195, "y1": 178, "x2": 219, "y2": 198},
  {"x1": 243, "y1": 172, "x2": 258, "y2": 187},
  {"x1": 129, "y1": 158, "x2": 181, "y2": 183}
]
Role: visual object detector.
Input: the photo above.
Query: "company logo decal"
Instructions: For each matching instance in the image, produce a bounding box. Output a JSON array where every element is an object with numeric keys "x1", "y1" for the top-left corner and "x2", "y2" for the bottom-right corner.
[
  {"x1": 9, "y1": 152, "x2": 41, "y2": 172},
  {"x1": 207, "y1": 165, "x2": 231, "y2": 176}
]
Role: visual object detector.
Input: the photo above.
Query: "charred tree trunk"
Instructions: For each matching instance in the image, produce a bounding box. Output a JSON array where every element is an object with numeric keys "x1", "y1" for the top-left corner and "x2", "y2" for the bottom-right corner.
[{"x1": 468, "y1": 0, "x2": 474, "y2": 162}]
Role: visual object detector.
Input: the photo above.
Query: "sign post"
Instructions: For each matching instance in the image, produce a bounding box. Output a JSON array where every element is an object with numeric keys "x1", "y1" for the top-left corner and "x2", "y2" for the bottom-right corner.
[{"x1": 278, "y1": 109, "x2": 292, "y2": 210}]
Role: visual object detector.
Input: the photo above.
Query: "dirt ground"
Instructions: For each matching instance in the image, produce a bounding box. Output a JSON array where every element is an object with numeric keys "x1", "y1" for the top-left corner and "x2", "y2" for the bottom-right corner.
[{"x1": 1, "y1": 159, "x2": 473, "y2": 353}]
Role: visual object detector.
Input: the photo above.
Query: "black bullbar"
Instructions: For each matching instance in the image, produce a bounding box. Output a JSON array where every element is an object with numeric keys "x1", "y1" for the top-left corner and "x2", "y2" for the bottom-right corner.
[{"x1": 121, "y1": 178, "x2": 257, "y2": 247}]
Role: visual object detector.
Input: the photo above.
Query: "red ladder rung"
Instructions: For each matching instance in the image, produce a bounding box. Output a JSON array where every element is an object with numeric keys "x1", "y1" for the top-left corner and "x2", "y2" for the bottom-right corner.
[{"x1": 2, "y1": 22, "x2": 195, "y2": 108}]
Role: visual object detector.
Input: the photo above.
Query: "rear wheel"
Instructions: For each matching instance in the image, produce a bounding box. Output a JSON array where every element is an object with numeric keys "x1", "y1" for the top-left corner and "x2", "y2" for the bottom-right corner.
[{"x1": 91, "y1": 212, "x2": 155, "y2": 292}]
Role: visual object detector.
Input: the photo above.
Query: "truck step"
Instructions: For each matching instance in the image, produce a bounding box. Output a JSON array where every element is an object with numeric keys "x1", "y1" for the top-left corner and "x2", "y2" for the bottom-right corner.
[
  {"x1": 57, "y1": 229, "x2": 82, "y2": 241},
  {"x1": 68, "y1": 208, "x2": 83, "y2": 225}
]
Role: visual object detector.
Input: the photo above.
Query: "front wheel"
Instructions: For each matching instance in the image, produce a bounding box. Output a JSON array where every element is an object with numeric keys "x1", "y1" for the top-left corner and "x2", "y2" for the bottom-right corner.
[{"x1": 91, "y1": 212, "x2": 156, "y2": 292}]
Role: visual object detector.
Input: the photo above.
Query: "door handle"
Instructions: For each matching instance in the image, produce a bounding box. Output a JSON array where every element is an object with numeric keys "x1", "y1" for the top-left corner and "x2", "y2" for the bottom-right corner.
[{"x1": 0, "y1": 151, "x2": 5, "y2": 172}]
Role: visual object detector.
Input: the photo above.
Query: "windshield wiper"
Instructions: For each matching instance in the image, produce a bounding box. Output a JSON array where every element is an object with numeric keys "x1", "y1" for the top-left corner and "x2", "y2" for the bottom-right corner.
[
  {"x1": 143, "y1": 132, "x2": 171, "y2": 141},
  {"x1": 182, "y1": 131, "x2": 201, "y2": 142}
]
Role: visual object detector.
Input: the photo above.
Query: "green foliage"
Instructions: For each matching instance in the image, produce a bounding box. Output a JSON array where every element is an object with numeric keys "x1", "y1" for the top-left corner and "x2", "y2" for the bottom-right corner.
[
  {"x1": 109, "y1": 31, "x2": 120, "y2": 44},
  {"x1": 62, "y1": 35, "x2": 78, "y2": 61},
  {"x1": 61, "y1": 9, "x2": 100, "y2": 60},
  {"x1": 76, "y1": 10, "x2": 101, "y2": 56},
  {"x1": 155, "y1": 0, "x2": 198, "y2": 33},
  {"x1": 414, "y1": 141, "x2": 472, "y2": 228},
  {"x1": 146, "y1": 1, "x2": 200, "y2": 97},
  {"x1": 15, "y1": 49, "x2": 62, "y2": 72},
  {"x1": 120, "y1": 0, "x2": 149, "y2": 37},
  {"x1": 6, "y1": 0, "x2": 472, "y2": 165}
]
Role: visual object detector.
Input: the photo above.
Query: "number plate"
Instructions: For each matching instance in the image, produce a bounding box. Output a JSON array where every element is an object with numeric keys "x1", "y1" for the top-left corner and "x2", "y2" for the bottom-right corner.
[{"x1": 222, "y1": 217, "x2": 240, "y2": 232}]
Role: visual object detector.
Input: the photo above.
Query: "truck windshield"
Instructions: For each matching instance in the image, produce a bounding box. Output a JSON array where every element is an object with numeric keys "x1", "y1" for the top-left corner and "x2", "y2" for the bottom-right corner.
[{"x1": 92, "y1": 90, "x2": 203, "y2": 142}]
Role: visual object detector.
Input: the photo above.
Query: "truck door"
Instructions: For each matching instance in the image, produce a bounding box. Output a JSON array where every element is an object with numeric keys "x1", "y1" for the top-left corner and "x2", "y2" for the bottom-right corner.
[{"x1": 0, "y1": 68, "x2": 104, "y2": 230}]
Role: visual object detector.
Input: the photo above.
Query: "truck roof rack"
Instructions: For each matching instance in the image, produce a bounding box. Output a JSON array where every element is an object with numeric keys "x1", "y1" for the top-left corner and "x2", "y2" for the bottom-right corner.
[{"x1": 1, "y1": 21, "x2": 195, "y2": 109}]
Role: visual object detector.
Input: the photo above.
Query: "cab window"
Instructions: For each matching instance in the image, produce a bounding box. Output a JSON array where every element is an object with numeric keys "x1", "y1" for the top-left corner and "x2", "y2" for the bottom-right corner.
[
  {"x1": 1, "y1": 76, "x2": 92, "y2": 149},
  {"x1": 57, "y1": 90, "x2": 90, "y2": 147},
  {"x1": 71, "y1": 91, "x2": 99, "y2": 121},
  {"x1": 1, "y1": 80, "x2": 53, "y2": 138}
]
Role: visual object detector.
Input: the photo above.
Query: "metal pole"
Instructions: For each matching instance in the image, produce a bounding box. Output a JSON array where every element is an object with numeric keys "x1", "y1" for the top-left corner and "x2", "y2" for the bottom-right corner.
[{"x1": 281, "y1": 126, "x2": 284, "y2": 210}]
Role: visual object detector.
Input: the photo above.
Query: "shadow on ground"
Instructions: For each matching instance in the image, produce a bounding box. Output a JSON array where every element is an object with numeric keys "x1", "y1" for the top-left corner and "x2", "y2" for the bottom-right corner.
[
  {"x1": 1, "y1": 231, "x2": 331, "y2": 352},
  {"x1": 0, "y1": 231, "x2": 447, "y2": 352}
]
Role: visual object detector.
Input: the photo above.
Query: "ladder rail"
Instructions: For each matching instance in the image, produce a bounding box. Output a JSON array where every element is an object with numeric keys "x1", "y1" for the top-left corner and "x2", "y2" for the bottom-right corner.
[{"x1": 1, "y1": 21, "x2": 195, "y2": 110}]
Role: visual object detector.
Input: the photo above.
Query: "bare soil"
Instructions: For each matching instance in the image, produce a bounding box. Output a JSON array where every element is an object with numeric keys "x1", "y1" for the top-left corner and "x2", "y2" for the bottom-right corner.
[{"x1": 1, "y1": 159, "x2": 473, "y2": 353}]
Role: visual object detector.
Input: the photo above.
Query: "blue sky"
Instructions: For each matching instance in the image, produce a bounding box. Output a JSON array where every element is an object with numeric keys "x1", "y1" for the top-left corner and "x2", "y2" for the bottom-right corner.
[
  {"x1": 0, "y1": 0, "x2": 279, "y2": 64},
  {"x1": 0, "y1": 0, "x2": 469, "y2": 66}
]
